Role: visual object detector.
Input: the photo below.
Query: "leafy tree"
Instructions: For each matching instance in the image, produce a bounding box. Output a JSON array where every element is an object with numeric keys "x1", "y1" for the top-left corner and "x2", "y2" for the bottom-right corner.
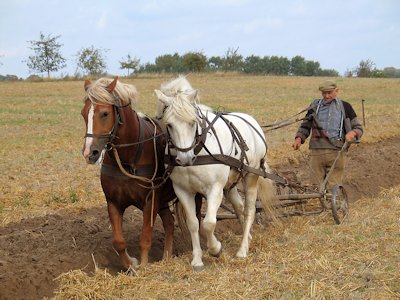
[
  {"x1": 207, "y1": 56, "x2": 225, "y2": 71},
  {"x1": 138, "y1": 62, "x2": 158, "y2": 73},
  {"x1": 382, "y1": 67, "x2": 400, "y2": 78},
  {"x1": 119, "y1": 54, "x2": 140, "y2": 76},
  {"x1": 243, "y1": 55, "x2": 264, "y2": 74},
  {"x1": 355, "y1": 59, "x2": 375, "y2": 77},
  {"x1": 25, "y1": 32, "x2": 66, "y2": 78},
  {"x1": 155, "y1": 53, "x2": 182, "y2": 73},
  {"x1": 76, "y1": 46, "x2": 107, "y2": 76},
  {"x1": 318, "y1": 69, "x2": 339, "y2": 77},
  {"x1": 370, "y1": 69, "x2": 386, "y2": 78},
  {"x1": 290, "y1": 55, "x2": 307, "y2": 76},
  {"x1": 304, "y1": 60, "x2": 320, "y2": 76},
  {"x1": 268, "y1": 56, "x2": 291, "y2": 75},
  {"x1": 182, "y1": 52, "x2": 207, "y2": 72}
]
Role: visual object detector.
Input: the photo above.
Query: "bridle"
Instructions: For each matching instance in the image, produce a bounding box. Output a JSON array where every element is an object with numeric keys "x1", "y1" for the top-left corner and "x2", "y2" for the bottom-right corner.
[
  {"x1": 165, "y1": 105, "x2": 212, "y2": 156},
  {"x1": 84, "y1": 93, "x2": 131, "y2": 148}
]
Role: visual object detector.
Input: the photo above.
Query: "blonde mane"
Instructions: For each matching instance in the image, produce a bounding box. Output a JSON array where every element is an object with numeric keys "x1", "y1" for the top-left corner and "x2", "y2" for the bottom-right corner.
[{"x1": 85, "y1": 77, "x2": 138, "y2": 109}]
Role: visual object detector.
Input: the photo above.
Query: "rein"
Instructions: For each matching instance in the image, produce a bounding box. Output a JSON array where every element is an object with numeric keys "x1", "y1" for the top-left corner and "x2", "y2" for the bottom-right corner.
[
  {"x1": 107, "y1": 113, "x2": 170, "y2": 227},
  {"x1": 85, "y1": 91, "x2": 170, "y2": 227},
  {"x1": 101, "y1": 112, "x2": 169, "y2": 189},
  {"x1": 84, "y1": 99, "x2": 131, "y2": 142},
  {"x1": 261, "y1": 103, "x2": 317, "y2": 132}
]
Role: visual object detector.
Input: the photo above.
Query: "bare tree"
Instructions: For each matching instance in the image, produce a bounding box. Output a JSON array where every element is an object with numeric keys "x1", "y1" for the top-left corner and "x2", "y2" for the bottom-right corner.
[
  {"x1": 355, "y1": 59, "x2": 375, "y2": 77},
  {"x1": 223, "y1": 47, "x2": 243, "y2": 72}
]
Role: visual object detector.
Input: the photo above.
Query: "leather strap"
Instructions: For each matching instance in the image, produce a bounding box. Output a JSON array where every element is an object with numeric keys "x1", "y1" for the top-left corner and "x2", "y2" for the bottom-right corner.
[{"x1": 165, "y1": 154, "x2": 287, "y2": 185}]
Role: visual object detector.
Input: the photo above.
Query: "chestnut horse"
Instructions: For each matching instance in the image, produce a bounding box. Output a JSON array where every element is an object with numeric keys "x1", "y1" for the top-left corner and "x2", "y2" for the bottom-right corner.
[{"x1": 81, "y1": 77, "x2": 176, "y2": 269}]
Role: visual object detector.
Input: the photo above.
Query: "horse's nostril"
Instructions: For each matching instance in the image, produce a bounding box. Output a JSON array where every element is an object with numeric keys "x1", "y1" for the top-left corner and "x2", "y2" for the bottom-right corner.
[
  {"x1": 92, "y1": 150, "x2": 99, "y2": 157},
  {"x1": 175, "y1": 158, "x2": 182, "y2": 166}
]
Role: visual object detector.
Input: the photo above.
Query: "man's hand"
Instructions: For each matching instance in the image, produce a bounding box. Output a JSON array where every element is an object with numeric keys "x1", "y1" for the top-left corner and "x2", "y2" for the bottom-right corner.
[
  {"x1": 345, "y1": 131, "x2": 357, "y2": 142},
  {"x1": 292, "y1": 137, "x2": 302, "y2": 150}
]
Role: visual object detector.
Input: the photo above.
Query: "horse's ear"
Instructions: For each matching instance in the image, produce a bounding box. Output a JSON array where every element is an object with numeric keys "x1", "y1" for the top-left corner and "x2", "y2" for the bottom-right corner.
[
  {"x1": 106, "y1": 77, "x2": 118, "y2": 93},
  {"x1": 187, "y1": 89, "x2": 198, "y2": 102},
  {"x1": 84, "y1": 80, "x2": 91, "y2": 91},
  {"x1": 154, "y1": 89, "x2": 172, "y2": 105}
]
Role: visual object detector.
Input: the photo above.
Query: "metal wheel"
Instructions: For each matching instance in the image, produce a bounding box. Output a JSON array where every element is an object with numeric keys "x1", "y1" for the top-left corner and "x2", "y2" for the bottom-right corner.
[{"x1": 331, "y1": 184, "x2": 349, "y2": 224}]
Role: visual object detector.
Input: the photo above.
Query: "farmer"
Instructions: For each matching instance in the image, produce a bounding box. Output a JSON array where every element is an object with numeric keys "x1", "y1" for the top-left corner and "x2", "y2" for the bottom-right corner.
[{"x1": 292, "y1": 80, "x2": 363, "y2": 190}]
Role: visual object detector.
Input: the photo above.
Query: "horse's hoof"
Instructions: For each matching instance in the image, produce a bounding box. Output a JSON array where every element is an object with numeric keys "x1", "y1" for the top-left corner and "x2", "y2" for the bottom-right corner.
[
  {"x1": 192, "y1": 264, "x2": 205, "y2": 272},
  {"x1": 209, "y1": 245, "x2": 223, "y2": 258},
  {"x1": 128, "y1": 257, "x2": 139, "y2": 269},
  {"x1": 236, "y1": 249, "x2": 248, "y2": 258}
]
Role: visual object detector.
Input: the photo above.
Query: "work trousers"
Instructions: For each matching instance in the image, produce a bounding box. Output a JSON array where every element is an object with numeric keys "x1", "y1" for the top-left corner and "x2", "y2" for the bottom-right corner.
[{"x1": 310, "y1": 148, "x2": 345, "y2": 191}]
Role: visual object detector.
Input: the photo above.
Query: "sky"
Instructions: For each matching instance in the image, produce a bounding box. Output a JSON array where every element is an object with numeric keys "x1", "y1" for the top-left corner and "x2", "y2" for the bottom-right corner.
[{"x1": 0, "y1": 0, "x2": 399, "y2": 78}]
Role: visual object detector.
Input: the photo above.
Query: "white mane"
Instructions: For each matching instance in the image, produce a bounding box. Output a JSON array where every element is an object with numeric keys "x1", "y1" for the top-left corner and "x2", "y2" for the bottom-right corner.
[
  {"x1": 156, "y1": 76, "x2": 202, "y2": 123},
  {"x1": 160, "y1": 75, "x2": 195, "y2": 97}
]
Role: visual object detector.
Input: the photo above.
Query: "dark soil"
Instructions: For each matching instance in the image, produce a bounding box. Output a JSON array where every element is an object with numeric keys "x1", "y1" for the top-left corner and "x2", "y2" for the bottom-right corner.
[{"x1": 1, "y1": 137, "x2": 399, "y2": 300}]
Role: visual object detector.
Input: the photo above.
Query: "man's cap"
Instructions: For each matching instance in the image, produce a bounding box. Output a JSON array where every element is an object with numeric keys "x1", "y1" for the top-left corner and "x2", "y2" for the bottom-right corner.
[{"x1": 319, "y1": 80, "x2": 337, "y2": 92}]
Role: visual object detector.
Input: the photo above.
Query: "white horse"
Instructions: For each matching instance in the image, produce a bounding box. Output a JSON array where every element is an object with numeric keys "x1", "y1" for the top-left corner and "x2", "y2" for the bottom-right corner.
[{"x1": 155, "y1": 76, "x2": 276, "y2": 271}]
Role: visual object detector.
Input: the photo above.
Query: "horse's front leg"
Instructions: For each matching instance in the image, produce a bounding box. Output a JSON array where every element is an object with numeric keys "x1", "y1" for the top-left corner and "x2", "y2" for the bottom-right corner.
[
  {"x1": 140, "y1": 192, "x2": 160, "y2": 266},
  {"x1": 174, "y1": 187, "x2": 203, "y2": 271},
  {"x1": 236, "y1": 174, "x2": 258, "y2": 258},
  {"x1": 107, "y1": 202, "x2": 139, "y2": 269},
  {"x1": 202, "y1": 185, "x2": 223, "y2": 257}
]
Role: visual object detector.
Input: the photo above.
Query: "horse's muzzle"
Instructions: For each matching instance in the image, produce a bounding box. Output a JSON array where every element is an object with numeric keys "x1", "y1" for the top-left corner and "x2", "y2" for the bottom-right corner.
[
  {"x1": 83, "y1": 144, "x2": 102, "y2": 164},
  {"x1": 175, "y1": 153, "x2": 196, "y2": 166},
  {"x1": 87, "y1": 150, "x2": 101, "y2": 164}
]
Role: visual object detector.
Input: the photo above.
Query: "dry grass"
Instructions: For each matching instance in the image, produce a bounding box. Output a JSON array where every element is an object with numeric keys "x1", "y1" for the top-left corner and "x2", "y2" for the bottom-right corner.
[
  {"x1": 1, "y1": 74, "x2": 399, "y2": 299},
  {"x1": 1, "y1": 74, "x2": 399, "y2": 223},
  {"x1": 53, "y1": 187, "x2": 400, "y2": 299}
]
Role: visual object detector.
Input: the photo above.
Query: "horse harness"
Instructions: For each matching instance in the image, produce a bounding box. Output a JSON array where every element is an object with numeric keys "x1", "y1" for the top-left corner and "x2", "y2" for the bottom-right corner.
[
  {"x1": 165, "y1": 108, "x2": 287, "y2": 185},
  {"x1": 85, "y1": 92, "x2": 170, "y2": 189}
]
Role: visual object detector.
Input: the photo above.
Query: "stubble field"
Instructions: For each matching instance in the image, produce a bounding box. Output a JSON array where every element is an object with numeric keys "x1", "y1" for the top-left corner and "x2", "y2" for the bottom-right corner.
[{"x1": 0, "y1": 74, "x2": 399, "y2": 299}]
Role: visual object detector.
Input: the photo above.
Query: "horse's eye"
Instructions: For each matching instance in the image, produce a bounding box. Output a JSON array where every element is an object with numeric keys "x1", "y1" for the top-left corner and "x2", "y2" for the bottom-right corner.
[{"x1": 100, "y1": 111, "x2": 109, "y2": 118}]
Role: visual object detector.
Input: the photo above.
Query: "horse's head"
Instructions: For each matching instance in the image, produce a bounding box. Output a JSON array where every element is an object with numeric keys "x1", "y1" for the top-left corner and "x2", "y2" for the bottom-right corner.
[
  {"x1": 155, "y1": 83, "x2": 201, "y2": 166},
  {"x1": 81, "y1": 77, "x2": 137, "y2": 164}
]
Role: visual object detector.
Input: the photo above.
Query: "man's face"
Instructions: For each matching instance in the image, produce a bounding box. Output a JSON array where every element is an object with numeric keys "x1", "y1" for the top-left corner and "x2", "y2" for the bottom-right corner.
[{"x1": 322, "y1": 89, "x2": 338, "y2": 102}]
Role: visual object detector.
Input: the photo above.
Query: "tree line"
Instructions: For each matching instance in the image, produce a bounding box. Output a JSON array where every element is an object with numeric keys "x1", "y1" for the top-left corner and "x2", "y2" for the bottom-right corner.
[
  {"x1": 138, "y1": 48, "x2": 339, "y2": 76},
  {"x1": 1, "y1": 32, "x2": 399, "y2": 79}
]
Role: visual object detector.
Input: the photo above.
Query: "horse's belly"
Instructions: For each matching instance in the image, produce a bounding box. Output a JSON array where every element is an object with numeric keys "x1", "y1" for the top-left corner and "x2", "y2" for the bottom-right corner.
[{"x1": 170, "y1": 165, "x2": 230, "y2": 194}]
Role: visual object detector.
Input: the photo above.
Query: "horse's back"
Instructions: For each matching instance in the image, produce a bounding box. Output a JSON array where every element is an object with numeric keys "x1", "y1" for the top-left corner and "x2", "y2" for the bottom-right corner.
[{"x1": 215, "y1": 111, "x2": 267, "y2": 164}]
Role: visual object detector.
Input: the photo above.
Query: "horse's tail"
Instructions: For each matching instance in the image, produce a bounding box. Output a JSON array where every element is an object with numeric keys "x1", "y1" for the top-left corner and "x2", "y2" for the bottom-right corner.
[{"x1": 257, "y1": 163, "x2": 281, "y2": 225}]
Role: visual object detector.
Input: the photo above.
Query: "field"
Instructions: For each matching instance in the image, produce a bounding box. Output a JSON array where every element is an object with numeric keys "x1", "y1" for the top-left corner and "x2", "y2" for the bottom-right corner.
[{"x1": 0, "y1": 74, "x2": 399, "y2": 299}]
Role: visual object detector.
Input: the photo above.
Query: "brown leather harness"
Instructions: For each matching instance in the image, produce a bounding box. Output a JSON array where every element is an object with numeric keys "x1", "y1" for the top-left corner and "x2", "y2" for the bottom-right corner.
[
  {"x1": 164, "y1": 107, "x2": 287, "y2": 185},
  {"x1": 85, "y1": 92, "x2": 169, "y2": 189}
]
